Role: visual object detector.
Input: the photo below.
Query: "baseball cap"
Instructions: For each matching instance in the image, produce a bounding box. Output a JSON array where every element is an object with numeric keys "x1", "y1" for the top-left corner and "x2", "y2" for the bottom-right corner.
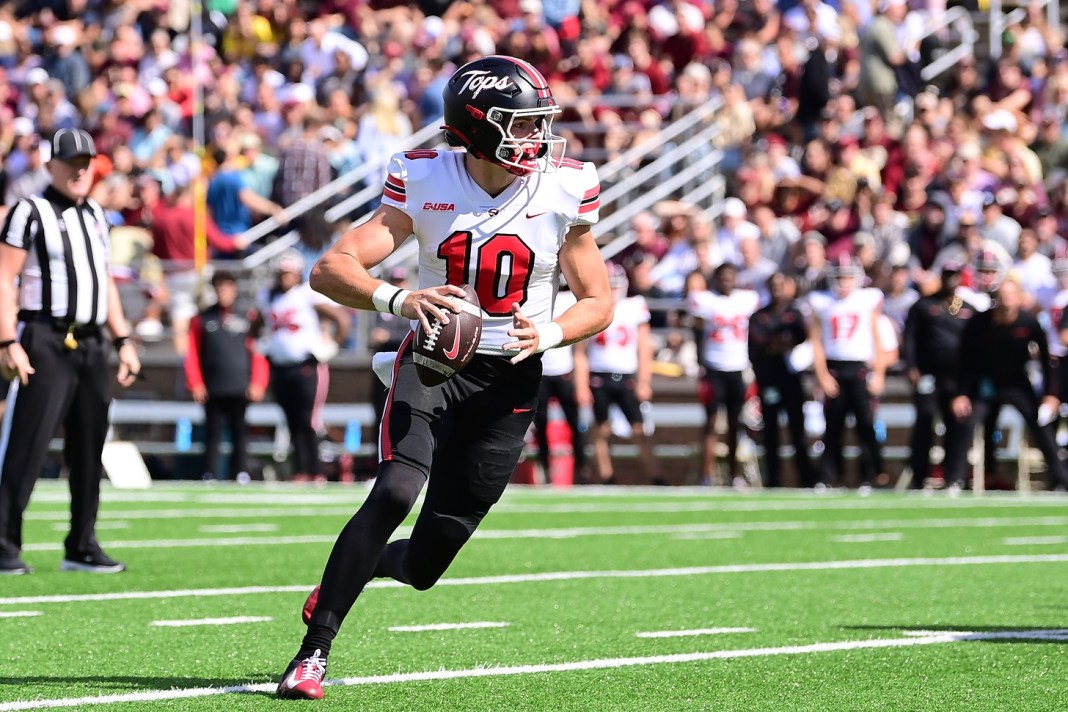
[
  {"x1": 273, "y1": 249, "x2": 306, "y2": 274},
  {"x1": 941, "y1": 260, "x2": 964, "y2": 274},
  {"x1": 50, "y1": 128, "x2": 97, "y2": 162},
  {"x1": 25, "y1": 67, "x2": 49, "y2": 86},
  {"x1": 12, "y1": 116, "x2": 34, "y2": 137},
  {"x1": 723, "y1": 197, "x2": 746, "y2": 219}
]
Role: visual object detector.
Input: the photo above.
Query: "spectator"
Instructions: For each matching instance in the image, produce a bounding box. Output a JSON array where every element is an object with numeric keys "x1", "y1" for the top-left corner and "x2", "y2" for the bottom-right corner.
[
  {"x1": 272, "y1": 116, "x2": 332, "y2": 214},
  {"x1": 206, "y1": 140, "x2": 288, "y2": 243}
]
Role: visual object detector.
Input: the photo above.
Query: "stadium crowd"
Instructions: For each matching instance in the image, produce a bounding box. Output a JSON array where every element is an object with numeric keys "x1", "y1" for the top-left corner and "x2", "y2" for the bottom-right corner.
[{"x1": 3, "y1": 0, "x2": 1068, "y2": 488}]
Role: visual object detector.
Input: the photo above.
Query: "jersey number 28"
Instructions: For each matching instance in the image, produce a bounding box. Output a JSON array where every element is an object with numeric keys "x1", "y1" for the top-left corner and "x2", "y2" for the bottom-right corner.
[{"x1": 439, "y1": 231, "x2": 534, "y2": 316}]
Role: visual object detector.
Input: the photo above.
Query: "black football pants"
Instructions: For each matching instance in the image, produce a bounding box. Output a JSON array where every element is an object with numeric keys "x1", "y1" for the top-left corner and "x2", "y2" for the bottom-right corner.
[
  {"x1": 533, "y1": 373, "x2": 586, "y2": 477},
  {"x1": 821, "y1": 360, "x2": 884, "y2": 486},
  {"x1": 0, "y1": 322, "x2": 109, "y2": 559},
  {"x1": 301, "y1": 345, "x2": 540, "y2": 654},
  {"x1": 270, "y1": 359, "x2": 321, "y2": 477}
]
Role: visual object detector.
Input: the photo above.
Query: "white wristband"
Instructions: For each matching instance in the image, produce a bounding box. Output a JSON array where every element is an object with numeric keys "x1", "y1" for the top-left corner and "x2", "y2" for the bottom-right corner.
[
  {"x1": 371, "y1": 282, "x2": 410, "y2": 316},
  {"x1": 535, "y1": 322, "x2": 564, "y2": 353}
]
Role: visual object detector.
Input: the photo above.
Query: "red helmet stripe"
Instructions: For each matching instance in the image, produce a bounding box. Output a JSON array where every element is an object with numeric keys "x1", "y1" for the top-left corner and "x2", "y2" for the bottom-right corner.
[{"x1": 499, "y1": 55, "x2": 551, "y2": 100}]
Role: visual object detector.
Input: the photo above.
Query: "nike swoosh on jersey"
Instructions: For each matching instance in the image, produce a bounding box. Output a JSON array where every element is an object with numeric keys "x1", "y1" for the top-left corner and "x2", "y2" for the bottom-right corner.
[
  {"x1": 526, "y1": 211, "x2": 547, "y2": 219},
  {"x1": 443, "y1": 324, "x2": 462, "y2": 360}
]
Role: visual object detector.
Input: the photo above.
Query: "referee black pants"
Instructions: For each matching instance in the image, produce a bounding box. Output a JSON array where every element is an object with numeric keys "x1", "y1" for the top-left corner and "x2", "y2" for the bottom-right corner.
[{"x1": 0, "y1": 322, "x2": 110, "y2": 559}]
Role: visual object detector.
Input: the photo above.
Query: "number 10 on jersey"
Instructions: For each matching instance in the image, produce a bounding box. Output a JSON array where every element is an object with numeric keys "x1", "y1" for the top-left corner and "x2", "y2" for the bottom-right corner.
[{"x1": 438, "y1": 230, "x2": 535, "y2": 317}]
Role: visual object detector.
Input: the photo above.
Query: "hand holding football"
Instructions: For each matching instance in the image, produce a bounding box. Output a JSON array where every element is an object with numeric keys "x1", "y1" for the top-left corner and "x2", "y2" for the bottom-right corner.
[{"x1": 413, "y1": 284, "x2": 483, "y2": 386}]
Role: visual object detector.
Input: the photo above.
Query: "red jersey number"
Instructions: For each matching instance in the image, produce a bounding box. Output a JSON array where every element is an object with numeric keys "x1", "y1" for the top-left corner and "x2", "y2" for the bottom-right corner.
[
  {"x1": 438, "y1": 231, "x2": 535, "y2": 317},
  {"x1": 830, "y1": 313, "x2": 860, "y2": 340}
]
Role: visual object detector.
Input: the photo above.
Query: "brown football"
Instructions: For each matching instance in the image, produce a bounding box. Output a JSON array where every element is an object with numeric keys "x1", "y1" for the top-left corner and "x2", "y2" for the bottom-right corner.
[{"x1": 413, "y1": 285, "x2": 483, "y2": 386}]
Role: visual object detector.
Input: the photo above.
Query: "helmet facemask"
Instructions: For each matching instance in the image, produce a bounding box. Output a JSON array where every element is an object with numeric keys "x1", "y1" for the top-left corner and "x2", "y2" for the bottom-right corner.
[{"x1": 481, "y1": 105, "x2": 566, "y2": 176}]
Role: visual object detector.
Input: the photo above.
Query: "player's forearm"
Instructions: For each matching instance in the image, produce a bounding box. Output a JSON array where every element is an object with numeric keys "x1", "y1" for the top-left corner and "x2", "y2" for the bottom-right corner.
[
  {"x1": 554, "y1": 295, "x2": 613, "y2": 346},
  {"x1": 309, "y1": 250, "x2": 385, "y2": 312}
]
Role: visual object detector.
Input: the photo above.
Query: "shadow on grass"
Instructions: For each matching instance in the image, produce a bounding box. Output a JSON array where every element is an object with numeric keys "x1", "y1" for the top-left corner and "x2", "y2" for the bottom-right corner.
[
  {"x1": 843, "y1": 625, "x2": 1068, "y2": 643},
  {"x1": 0, "y1": 675, "x2": 276, "y2": 696}
]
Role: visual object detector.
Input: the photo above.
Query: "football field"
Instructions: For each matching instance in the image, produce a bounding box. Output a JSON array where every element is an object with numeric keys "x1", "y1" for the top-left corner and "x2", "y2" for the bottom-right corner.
[{"x1": 2, "y1": 482, "x2": 1068, "y2": 711}]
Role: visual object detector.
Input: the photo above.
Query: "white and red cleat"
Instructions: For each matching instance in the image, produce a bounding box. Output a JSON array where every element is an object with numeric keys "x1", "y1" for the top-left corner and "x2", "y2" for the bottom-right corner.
[
  {"x1": 276, "y1": 648, "x2": 327, "y2": 700},
  {"x1": 302, "y1": 585, "x2": 320, "y2": 625}
]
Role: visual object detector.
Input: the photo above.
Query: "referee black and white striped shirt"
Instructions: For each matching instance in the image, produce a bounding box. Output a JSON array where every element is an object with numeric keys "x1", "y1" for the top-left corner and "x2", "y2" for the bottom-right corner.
[{"x1": 1, "y1": 183, "x2": 111, "y2": 327}]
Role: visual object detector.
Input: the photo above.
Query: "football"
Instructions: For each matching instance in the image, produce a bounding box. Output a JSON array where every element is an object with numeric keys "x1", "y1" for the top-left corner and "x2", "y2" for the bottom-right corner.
[{"x1": 413, "y1": 285, "x2": 483, "y2": 386}]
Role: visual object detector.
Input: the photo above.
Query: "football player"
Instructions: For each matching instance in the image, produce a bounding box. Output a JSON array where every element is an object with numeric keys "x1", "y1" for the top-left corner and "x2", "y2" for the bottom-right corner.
[
  {"x1": 275, "y1": 55, "x2": 614, "y2": 700},
  {"x1": 688, "y1": 262, "x2": 760, "y2": 487},
  {"x1": 573, "y1": 263, "x2": 659, "y2": 484},
  {"x1": 808, "y1": 254, "x2": 888, "y2": 492}
]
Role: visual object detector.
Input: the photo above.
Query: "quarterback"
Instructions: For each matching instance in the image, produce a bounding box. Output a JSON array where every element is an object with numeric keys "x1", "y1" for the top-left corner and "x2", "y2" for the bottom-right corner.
[{"x1": 275, "y1": 55, "x2": 614, "y2": 700}]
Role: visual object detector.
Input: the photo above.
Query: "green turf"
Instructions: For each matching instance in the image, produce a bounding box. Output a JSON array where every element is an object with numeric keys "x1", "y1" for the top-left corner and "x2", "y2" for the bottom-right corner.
[{"x1": 2, "y1": 483, "x2": 1068, "y2": 710}]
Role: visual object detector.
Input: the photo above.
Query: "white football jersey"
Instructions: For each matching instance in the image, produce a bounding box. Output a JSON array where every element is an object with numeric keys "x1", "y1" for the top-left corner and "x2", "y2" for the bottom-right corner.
[
  {"x1": 1036, "y1": 285, "x2": 1068, "y2": 358},
  {"x1": 381, "y1": 149, "x2": 600, "y2": 355},
  {"x1": 541, "y1": 290, "x2": 577, "y2": 377},
  {"x1": 585, "y1": 295, "x2": 649, "y2": 374},
  {"x1": 264, "y1": 283, "x2": 330, "y2": 364},
  {"x1": 688, "y1": 288, "x2": 760, "y2": 372},
  {"x1": 807, "y1": 287, "x2": 883, "y2": 363}
]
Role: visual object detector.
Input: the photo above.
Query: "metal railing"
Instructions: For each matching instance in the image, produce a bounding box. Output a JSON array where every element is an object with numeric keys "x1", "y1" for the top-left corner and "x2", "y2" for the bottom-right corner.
[
  {"x1": 989, "y1": 0, "x2": 1059, "y2": 61},
  {"x1": 920, "y1": 6, "x2": 979, "y2": 81}
]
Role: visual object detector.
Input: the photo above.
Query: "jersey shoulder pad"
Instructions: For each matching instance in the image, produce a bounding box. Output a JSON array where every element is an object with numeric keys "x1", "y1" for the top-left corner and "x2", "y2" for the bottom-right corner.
[
  {"x1": 382, "y1": 151, "x2": 443, "y2": 210},
  {"x1": 557, "y1": 160, "x2": 601, "y2": 225}
]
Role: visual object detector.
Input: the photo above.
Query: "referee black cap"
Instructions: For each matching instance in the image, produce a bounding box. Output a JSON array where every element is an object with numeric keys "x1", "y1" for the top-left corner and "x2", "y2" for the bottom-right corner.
[{"x1": 50, "y1": 128, "x2": 97, "y2": 162}]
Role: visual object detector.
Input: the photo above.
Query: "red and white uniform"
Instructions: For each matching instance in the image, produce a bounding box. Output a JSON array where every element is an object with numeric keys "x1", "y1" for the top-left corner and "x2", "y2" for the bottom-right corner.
[
  {"x1": 541, "y1": 290, "x2": 577, "y2": 377},
  {"x1": 585, "y1": 295, "x2": 649, "y2": 374},
  {"x1": 1035, "y1": 285, "x2": 1068, "y2": 358},
  {"x1": 688, "y1": 289, "x2": 760, "y2": 372},
  {"x1": 265, "y1": 283, "x2": 331, "y2": 364},
  {"x1": 381, "y1": 149, "x2": 600, "y2": 355},
  {"x1": 807, "y1": 287, "x2": 883, "y2": 363}
]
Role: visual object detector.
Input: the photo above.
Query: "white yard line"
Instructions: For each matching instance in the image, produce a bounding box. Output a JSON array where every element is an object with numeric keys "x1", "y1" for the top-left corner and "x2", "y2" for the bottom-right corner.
[
  {"x1": 150, "y1": 616, "x2": 272, "y2": 628},
  {"x1": 50, "y1": 522, "x2": 129, "y2": 532},
  {"x1": 197, "y1": 524, "x2": 279, "y2": 534},
  {"x1": 636, "y1": 627, "x2": 755, "y2": 638},
  {"x1": 670, "y1": 532, "x2": 744, "y2": 540},
  {"x1": 388, "y1": 622, "x2": 510, "y2": 632},
  {"x1": 20, "y1": 516, "x2": 1068, "y2": 552},
  {"x1": 1001, "y1": 536, "x2": 1068, "y2": 546},
  {"x1": 1, "y1": 629, "x2": 1065, "y2": 710},
  {"x1": 3, "y1": 553, "x2": 1068, "y2": 606},
  {"x1": 0, "y1": 611, "x2": 41, "y2": 618},
  {"x1": 831, "y1": 533, "x2": 905, "y2": 543}
]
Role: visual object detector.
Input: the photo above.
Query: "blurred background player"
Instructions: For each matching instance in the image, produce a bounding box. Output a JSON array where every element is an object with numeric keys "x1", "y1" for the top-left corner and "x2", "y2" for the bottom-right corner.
[
  {"x1": 747, "y1": 272, "x2": 817, "y2": 487},
  {"x1": 575, "y1": 263, "x2": 659, "y2": 484},
  {"x1": 1036, "y1": 251, "x2": 1068, "y2": 453},
  {"x1": 902, "y1": 261, "x2": 978, "y2": 490},
  {"x1": 688, "y1": 262, "x2": 760, "y2": 487},
  {"x1": 533, "y1": 285, "x2": 588, "y2": 485},
  {"x1": 952, "y1": 278, "x2": 1068, "y2": 491},
  {"x1": 259, "y1": 250, "x2": 348, "y2": 483},
  {"x1": 808, "y1": 255, "x2": 888, "y2": 492},
  {"x1": 184, "y1": 270, "x2": 269, "y2": 483}
]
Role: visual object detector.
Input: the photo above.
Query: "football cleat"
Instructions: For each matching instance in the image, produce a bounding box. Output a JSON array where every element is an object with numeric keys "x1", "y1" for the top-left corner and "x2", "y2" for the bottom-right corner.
[
  {"x1": 0, "y1": 556, "x2": 33, "y2": 575},
  {"x1": 302, "y1": 585, "x2": 320, "y2": 625},
  {"x1": 277, "y1": 649, "x2": 327, "y2": 700}
]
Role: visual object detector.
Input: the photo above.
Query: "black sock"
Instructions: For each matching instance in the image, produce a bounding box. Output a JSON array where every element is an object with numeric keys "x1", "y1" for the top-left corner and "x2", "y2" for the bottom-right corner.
[
  {"x1": 374, "y1": 540, "x2": 411, "y2": 584},
  {"x1": 298, "y1": 610, "x2": 342, "y2": 659}
]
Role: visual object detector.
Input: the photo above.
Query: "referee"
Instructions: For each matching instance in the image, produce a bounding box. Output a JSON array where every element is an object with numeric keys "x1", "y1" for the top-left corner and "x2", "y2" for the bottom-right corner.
[{"x1": 0, "y1": 128, "x2": 141, "y2": 575}]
